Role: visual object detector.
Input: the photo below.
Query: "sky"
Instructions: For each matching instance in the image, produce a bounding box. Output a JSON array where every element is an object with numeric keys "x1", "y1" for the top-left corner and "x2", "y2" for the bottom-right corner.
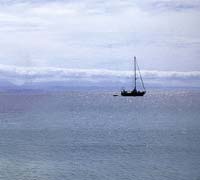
[{"x1": 0, "y1": 0, "x2": 200, "y2": 88}]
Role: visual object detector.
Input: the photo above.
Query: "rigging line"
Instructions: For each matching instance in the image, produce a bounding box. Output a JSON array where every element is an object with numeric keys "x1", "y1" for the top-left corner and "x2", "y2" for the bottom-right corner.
[
  {"x1": 136, "y1": 61, "x2": 146, "y2": 91},
  {"x1": 134, "y1": 57, "x2": 137, "y2": 90}
]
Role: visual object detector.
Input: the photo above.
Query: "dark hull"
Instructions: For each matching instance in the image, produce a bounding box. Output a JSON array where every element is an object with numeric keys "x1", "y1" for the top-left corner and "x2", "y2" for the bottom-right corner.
[{"x1": 121, "y1": 90, "x2": 146, "y2": 96}]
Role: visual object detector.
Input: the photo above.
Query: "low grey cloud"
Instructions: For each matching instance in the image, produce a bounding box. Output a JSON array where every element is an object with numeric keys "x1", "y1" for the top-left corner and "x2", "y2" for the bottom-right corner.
[{"x1": 0, "y1": 64, "x2": 199, "y2": 88}]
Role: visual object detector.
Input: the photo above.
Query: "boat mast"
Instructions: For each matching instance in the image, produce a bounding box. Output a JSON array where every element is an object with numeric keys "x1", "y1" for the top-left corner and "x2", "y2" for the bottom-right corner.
[{"x1": 134, "y1": 56, "x2": 137, "y2": 90}]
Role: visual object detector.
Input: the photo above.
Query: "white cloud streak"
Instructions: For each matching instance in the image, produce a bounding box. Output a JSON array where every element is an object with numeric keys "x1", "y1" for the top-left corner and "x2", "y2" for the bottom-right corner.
[{"x1": 0, "y1": 64, "x2": 199, "y2": 87}]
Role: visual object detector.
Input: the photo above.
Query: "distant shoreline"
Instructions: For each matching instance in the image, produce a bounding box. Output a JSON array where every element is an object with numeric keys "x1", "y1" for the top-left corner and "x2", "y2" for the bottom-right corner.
[{"x1": 0, "y1": 86, "x2": 199, "y2": 95}]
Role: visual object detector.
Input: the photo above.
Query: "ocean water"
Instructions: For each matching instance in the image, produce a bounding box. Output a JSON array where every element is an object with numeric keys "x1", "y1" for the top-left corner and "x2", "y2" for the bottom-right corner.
[{"x1": 0, "y1": 90, "x2": 200, "y2": 180}]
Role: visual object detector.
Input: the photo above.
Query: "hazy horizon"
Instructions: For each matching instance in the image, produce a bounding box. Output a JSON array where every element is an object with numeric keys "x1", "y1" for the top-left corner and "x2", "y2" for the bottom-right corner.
[{"x1": 0, "y1": 64, "x2": 199, "y2": 90}]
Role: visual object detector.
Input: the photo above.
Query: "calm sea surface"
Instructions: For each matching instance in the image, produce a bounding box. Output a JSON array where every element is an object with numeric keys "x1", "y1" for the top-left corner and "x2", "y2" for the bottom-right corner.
[{"x1": 0, "y1": 90, "x2": 199, "y2": 180}]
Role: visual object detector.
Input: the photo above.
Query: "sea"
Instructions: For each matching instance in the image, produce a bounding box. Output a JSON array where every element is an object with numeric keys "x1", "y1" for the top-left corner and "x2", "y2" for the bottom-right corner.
[{"x1": 0, "y1": 90, "x2": 199, "y2": 180}]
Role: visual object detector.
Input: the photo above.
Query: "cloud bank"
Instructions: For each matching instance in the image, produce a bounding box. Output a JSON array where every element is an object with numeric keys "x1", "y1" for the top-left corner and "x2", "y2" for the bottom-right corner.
[{"x1": 0, "y1": 64, "x2": 199, "y2": 89}]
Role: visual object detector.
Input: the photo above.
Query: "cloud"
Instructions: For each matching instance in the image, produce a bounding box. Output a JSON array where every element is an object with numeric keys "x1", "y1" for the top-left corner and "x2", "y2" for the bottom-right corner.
[
  {"x1": 146, "y1": 0, "x2": 200, "y2": 11},
  {"x1": 0, "y1": 64, "x2": 199, "y2": 88},
  {"x1": 0, "y1": 0, "x2": 199, "y2": 73}
]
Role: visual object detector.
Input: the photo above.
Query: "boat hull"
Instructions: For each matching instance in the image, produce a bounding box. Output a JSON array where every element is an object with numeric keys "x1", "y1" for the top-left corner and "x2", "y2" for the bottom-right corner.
[{"x1": 121, "y1": 90, "x2": 146, "y2": 96}]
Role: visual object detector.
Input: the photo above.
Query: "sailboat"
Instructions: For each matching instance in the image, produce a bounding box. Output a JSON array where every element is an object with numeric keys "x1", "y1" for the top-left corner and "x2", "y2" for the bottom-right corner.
[{"x1": 121, "y1": 56, "x2": 146, "y2": 96}]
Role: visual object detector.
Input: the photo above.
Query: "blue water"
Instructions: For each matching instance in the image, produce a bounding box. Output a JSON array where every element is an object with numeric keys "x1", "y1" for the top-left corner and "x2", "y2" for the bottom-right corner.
[{"x1": 0, "y1": 90, "x2": 200, "y2": 180}]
